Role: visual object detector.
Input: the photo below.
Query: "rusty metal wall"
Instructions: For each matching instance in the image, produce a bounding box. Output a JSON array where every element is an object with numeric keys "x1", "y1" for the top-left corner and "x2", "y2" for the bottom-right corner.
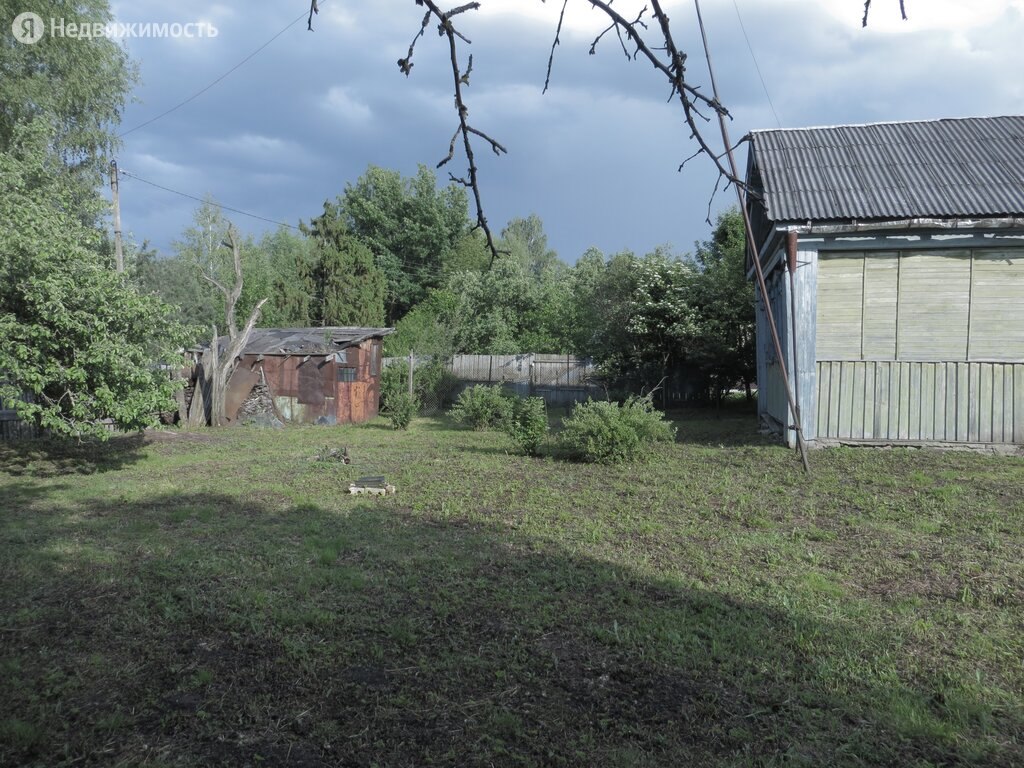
[
  {"x1": 224, "y1": 344, "x2": 382, "y2": 426},
  {"x1": 333, "y1": 340, "x2": 381, "y2": 424}
]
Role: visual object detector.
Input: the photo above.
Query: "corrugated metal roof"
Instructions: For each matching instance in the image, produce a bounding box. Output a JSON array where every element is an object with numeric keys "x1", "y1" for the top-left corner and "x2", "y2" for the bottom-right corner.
[
  {"x1": 211, "y1": 327, "x2": 393, "y2": 356},
  {"x1": 748, "y1": 116, "x2": 1024, "y2": 222}
]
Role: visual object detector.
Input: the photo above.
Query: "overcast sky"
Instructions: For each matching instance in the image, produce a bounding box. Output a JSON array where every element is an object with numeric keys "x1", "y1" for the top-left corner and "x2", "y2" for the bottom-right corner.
[{"x1": 104, "y1": 0, "x2": 1024, "y2": 263}]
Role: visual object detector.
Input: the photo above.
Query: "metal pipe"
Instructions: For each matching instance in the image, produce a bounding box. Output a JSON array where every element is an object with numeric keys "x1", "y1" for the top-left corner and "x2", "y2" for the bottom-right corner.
[
  {"x1": 693, "y1": 0, "x2": 811, "y2": 473},
  {"x1": 786, "y1": 231, "x2": 802, "y2": 444}
]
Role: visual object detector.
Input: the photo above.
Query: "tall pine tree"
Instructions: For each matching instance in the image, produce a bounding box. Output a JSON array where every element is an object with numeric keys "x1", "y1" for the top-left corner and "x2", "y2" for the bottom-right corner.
[{"x1": 302, "y1": 201, "x2": 386, "y2": 327}]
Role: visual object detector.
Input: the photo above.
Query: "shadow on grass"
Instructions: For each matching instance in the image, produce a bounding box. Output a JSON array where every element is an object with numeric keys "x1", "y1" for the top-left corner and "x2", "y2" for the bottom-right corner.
[
  {"x1": 1, "y1": 487, "x2": 1018, "y2": 767},
  {"x1": 0, "y1": 432, "x2": 148, "y2": 478}
]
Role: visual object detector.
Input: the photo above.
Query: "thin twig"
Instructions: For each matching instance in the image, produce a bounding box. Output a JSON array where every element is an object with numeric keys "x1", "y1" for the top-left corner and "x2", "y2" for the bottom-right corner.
[{"x1": 543, "y1": 0, "x2": 569, "y2": 94}]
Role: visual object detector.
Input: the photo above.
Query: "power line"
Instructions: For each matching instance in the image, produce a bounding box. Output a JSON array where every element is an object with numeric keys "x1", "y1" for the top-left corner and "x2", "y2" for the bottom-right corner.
[
  {"x1": 731, "y1": 0, "x2": 781, "y2": 128},
  {"x1": 117, "y1": 5, "x2": 319, "y2": 138},
  {"x1": 118, "y1": 169, "x2": 299, "y2": 229}
]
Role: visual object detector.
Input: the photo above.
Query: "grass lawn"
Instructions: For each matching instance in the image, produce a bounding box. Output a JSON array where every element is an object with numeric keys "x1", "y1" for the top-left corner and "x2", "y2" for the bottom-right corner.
[{"x1": 1, "y1": 405, "x2": 1022, "y2": 766}]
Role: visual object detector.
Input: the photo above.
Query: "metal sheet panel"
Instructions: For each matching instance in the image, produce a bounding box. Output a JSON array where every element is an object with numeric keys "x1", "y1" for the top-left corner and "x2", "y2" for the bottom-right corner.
[{"x1": 751, "y1": 116, "x2": 1024, "y2": 222}]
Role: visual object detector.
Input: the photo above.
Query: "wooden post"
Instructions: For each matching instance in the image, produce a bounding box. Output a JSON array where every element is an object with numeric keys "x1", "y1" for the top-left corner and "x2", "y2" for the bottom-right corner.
[
  {"x1": 209, "y1": 326, "x2": 222, "y2": 427},
  {"x1": 110, "y1": 160, "x2": 123, "y2": 273}
]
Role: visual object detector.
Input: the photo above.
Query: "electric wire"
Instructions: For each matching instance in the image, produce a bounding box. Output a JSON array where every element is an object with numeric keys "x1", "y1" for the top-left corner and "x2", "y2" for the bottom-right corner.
[
  {"x1": 731, "y1": 0, "x2": 782, "y2": 128},
  {"x1": 118, "y1": 169, "x2": 299, "y2": 230},
  {"x1": 117, "y1": 5, "x2": 321, "y2": 138}
]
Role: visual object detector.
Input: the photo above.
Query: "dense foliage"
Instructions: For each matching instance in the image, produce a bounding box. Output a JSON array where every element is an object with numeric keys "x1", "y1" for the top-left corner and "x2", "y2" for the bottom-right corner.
[
  {"x1": 501, "y1": 396, "x2": 549, "y2": 456},
  {"x1": 339, "y1": 165, "x2": 474, "y2": 324},
  {"x1": 558, "y1": 396, "x2": 677, "y2": 464},
  {"x1": 0, "y1": 125, "x2": 187, "y2": 437},
  {"x1": 383, "y1": 391, "x2": 418, "y2": 430},
  {"x1": 302, "y1": 200, "x2": 386, "y2": 327},
  {"x1": 0, "y1": 0, "x2": 135, "y2": 175},
  {"x1": 0, "y1": 2, "x2": 191, "y2": 438},
  {"x1": 449, "y1": 385, "x2": 512, "y2": 431}
]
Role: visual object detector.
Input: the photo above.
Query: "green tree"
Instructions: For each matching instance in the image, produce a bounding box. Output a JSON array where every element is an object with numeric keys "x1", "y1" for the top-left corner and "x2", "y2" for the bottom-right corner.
[
  {"x1": 340, "y1": 164, "x2": 471, "y2": 323},
  {"x1": 499, "y1": 214, "x2": 560, "y2": 277},
  {"x1": 566, "y1": 248, "x2": 639, "y2": 362},
  {"x1": 168, "y1": 199, "x2": 232, "y2": 333},
  {"x1": 625, "y1": 248, "x2": 699, "y2": 396},
  {"x1": 690, "y1": 209, "x2": 756, "y2": 400},
  {"x1": 261, "y1": 227, "x2": 315, "y2": 327},
  {"x1": 0, "y1": 0, "x2": 135, "y2": 179},
  {"x1": 0, "y1": 123, "x2": 187, "y2": 438},
  {"x1": 303, "y1": 201, "x2": 386, "y2": 327}
]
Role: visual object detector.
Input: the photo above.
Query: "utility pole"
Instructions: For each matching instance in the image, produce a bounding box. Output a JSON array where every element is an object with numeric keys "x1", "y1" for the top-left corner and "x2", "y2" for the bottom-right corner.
[{"x1": 110, "y1": 159, "x2": 124, "y2": 273}]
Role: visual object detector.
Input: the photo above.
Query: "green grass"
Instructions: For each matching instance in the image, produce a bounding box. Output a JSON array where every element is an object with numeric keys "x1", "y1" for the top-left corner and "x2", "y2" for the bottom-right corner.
[{"x1": 1, "y1": 406, "x2": 1022, "y2": 767}]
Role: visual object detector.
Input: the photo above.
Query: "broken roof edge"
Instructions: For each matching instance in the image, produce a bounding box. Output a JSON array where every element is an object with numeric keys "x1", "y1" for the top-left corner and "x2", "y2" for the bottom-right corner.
[{"x1": 190, "y1": 326, "x2": 395, "y2": 357}]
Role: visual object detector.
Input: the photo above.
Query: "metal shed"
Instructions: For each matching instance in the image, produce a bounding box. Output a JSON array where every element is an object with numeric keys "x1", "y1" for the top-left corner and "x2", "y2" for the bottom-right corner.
[
  {"x1": 745, "y1": 116, "x2": 1024, "y2": 448},
  {"x1": 193, "y1": 327, "x2": 393, "y2": 426}
]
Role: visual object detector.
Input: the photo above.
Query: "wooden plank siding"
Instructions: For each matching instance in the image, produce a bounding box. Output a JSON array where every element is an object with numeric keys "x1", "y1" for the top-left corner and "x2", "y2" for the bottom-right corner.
[
  {"x1": 897, "y1": 251, "x2": 972, "y2": 360},
  {"x1": 970, "y1": 251, "x2": 1024, "y2": 360},
  {"x1": 756, "y1": 270, "x2": 792, "y2": 438},
  {"x1": 816, "y1": 361, "x2": 1024, "y2": 443},
  {"x1": 812, "y1": 247, "x2": 1024, "y2": 444}
]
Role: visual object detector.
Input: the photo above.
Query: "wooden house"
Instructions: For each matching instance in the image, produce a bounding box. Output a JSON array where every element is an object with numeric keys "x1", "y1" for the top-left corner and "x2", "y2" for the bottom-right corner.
[
  {"x1": 191, "y1": 327, "x2": 393, "y2": 426},
  {"x1": 745, "y1": 116, "x2": 1024, "y2": 448}
]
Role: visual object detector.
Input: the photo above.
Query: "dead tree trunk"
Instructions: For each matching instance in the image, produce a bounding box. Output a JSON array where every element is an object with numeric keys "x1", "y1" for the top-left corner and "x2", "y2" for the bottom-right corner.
[{"x1": 197, "y1": 225, "x2": 268, "y2": 427}]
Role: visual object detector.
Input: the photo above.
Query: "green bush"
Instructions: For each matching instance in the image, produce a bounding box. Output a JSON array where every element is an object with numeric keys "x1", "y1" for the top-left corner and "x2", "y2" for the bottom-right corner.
[
  {"x1": 502, "y1": 397, "x2": 549, "y2": 456},
  {"x1": 379, "y1": 361, "x2": 410, "y2": 414},
  {"x1": 384, "y1": 391, "x2": 418, "y2": 430},
  {"x1": 449, "y1": 385, "x2": 513, "y2": 430},
  {"x1": 380, "y1": 359, "x2": 460, "y2": 415},
  {"x1": 559, "y1": 396, "x2": 676, "y2": 463},
  {"x1": 413, "y1": 359, "x2": 460, "y2": 414}
]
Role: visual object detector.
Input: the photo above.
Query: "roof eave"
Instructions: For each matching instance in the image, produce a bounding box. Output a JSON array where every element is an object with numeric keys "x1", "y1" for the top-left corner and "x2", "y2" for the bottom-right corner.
[{"x1": 745, "y1": 215, "x2": 1024, "y2": 281}]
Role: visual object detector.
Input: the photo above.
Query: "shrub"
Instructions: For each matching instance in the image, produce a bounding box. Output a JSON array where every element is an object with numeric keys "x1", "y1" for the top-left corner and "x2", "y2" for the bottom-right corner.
[
  {"x1": 559, "y1": 395, "x2": 676, "y2": 463},
  {"x1": 502, "y1": 397, "x2": 549, "y2": 456},
  {"x1": 381, "y1": 359, "x2": 460, "y2": 416},
  {"x1": 449, "y1": 385, "x2": 512, "y2": 430},
  {"x1": 412, "y1": 359, "x2": 460, "y2": 414},
  {"x1": 379, "y1": 361, "x2": 410, "y2": 414},
  {"x1": 384, "y1": 391, "x2": 418, "y2": 430}
]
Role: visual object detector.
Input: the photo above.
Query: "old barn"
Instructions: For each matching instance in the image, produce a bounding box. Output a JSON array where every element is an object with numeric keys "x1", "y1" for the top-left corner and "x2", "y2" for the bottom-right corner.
[
  {"x1": 746, "y1": 116, "x2": 1024, "y2": 448},
  {"x1": 192, "y1": 327, "x2": 393, "y2": 427}
]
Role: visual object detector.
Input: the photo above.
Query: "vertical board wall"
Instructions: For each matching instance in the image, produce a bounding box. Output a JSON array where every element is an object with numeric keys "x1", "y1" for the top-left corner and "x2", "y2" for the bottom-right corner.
[{"x1": 815, "y1": 247, "x2": 1024, "y2": 443}]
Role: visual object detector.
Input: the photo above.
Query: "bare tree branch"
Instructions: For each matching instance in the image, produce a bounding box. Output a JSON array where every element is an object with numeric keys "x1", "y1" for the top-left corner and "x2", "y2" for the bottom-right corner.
[
  {"x1": 863, "y1": 0, "x2": 908, "y2": 28},
  {"x1": 303, "y1": 0, "x2": 909, "y2": 273},
  {"x1": 412, "y1": 1, "x2": 506, "y2": 267},
  {"x1": 543, "y1": 0, "x2": 569, "y2": 94},
  {"x1": 398, "y1": 10, "x2": 432, "y2": 75}
]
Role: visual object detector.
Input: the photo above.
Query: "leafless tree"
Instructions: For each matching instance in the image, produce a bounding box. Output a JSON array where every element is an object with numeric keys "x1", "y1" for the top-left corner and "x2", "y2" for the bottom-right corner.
[{"x1": 187, "y1": 225, "x2": 267, "y2": 427}]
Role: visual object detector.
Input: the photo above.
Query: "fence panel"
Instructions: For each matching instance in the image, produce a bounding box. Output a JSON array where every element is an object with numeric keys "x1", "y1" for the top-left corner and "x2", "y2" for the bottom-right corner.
[
  {"x1": 0, "y1": 392, "x2": 40, "y2": 441},
  {"x1": 384, "y1": 353, "x2": 602, "y2": 413}
]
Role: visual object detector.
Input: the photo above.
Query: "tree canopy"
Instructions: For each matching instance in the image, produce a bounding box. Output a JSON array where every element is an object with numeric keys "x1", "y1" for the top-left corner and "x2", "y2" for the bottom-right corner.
[
  {"x1": 339, "y1": 164, "x2": 471, "y2": 324},
  {"x1": 0, "y1": 124, "x2": 187, "y2": 437},
  {"x1": 0, "y1": 0, "x2": 135, "y2": 177}
]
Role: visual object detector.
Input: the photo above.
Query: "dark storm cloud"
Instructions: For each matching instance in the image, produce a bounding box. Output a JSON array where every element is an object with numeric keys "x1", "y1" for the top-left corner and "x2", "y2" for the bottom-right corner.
[{"x1": 108, "y1": 1, "x2": 1024, "y2": 262}]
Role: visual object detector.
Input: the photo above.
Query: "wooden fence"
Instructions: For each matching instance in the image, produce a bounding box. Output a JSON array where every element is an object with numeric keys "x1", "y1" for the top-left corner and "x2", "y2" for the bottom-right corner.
[
  {"x1": 385, "y1": 353, "x2": 602, "y2": 408},
  {"x1": 0, "y1": 392, "x2": 40, "y2": 441}
]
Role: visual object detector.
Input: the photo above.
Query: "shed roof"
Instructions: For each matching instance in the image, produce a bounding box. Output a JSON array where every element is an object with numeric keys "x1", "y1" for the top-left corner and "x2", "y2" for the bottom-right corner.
[
  {"x1": 747, "y1": 116, "x2": 1024, "y2": 223},
  {"x1": 227, "y1": 327, "x2": 393, "y2": 356}
]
